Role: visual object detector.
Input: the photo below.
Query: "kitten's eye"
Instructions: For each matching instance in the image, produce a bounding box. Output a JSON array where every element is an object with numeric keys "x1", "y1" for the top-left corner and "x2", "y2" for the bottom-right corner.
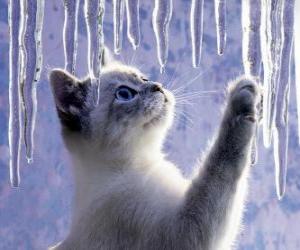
[{"x1": 115, "y1": 86, "x2": 137, "y2": 101}]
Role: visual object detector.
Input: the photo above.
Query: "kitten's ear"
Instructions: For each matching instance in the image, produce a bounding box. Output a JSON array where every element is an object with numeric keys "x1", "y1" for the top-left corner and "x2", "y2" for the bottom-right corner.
[
  {"x1": 49, "y1": 69, "x2": 91, "y2": 131},
  {"x1": 102, "y1": 46, "x2": 115, "y2": 66}
]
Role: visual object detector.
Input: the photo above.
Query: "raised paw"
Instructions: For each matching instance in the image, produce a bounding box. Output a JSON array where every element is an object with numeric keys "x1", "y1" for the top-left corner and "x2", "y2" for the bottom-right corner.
[{"x1": 227, "y1": 77, "x2": 262, "y2": 123}]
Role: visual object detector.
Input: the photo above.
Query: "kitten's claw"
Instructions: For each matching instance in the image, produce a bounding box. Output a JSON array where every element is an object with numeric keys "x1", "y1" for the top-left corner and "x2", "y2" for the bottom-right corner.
[{"x1": 244, "y1": 115, "x2": 256, "y2": 123}]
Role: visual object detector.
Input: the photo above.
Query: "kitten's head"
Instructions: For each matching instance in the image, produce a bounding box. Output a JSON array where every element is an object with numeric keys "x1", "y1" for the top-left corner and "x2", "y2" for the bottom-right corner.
[{"x1": 50, "y1": 49, "x2": 175, "y2": 158}]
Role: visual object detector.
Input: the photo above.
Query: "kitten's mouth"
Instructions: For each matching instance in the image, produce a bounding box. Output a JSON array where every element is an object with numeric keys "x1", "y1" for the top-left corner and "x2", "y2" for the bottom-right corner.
[
  {"x1": 161, "y1": 89, "x2": 172, "y2": 103},
  {"x1": 155, "y1": 87, "x2": 168, "y2": 103},
  {"x1": 164, "y1": 94, "x2": 169, "y2": 103}
]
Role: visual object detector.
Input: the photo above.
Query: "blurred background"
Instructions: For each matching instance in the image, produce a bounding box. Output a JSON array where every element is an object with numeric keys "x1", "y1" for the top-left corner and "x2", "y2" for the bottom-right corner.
[{"x1": 0, "y1": 0, "x2": 300, "y2": 249}]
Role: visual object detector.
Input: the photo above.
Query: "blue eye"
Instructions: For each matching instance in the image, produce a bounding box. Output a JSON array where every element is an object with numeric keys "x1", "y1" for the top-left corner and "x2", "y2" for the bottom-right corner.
[{"x1": 115, "y1": 86, "x2": 137, "y2": 101}]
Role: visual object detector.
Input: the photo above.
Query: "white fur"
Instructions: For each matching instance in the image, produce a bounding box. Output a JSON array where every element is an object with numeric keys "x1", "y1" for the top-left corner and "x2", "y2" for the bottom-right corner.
[{"x1": 49, "y1": 68, "x2": 258, "y2": 250}]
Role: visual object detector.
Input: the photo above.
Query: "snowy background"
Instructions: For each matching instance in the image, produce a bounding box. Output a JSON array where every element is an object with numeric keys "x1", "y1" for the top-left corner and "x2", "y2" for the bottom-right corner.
[{"x1": 1, "y1": 0, "x2": 300, "y2": 249}]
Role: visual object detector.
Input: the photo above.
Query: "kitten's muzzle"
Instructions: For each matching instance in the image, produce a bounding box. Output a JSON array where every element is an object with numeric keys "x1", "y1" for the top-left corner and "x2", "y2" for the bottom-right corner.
[{"x1": 148, "y1": 82, "x2": 168, "y2": 102}]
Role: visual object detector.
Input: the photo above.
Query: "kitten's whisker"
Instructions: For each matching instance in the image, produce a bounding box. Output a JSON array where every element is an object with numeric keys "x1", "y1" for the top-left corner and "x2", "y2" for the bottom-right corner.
[
  {"x1": 182, "y1": 113, "x2": 194, "y2": 126},
  {"x1": 176, "y1": 89, "x2": 222, "y2": 95},
  {"x1": 174, "y1": 110, "x2": 195, "y2": 129},
  {"x1": 167, "y1": 64, "x2": 181, "y2": 88},
  {"x1": 171, "y1": 71, "x2": 207, "y2": 94},
  {"x1": 176, "y1": 101, "x2": 194, "y2": 107},
  {"x1": 138, "y1": 62, "x2": 146, "y2": 71},
  {"x1": 175, "y1": 94, "x2": 212, "y2": 100},
  {"x1": 174, "y1": 90, "x2": 222, "y2": 99},
  {"x1": 178, "y1": 96, "x2": 210, "y2": 101},
  {"x1": 175, "y1": 99, "x2": 195, "y2": 107},
  {"x1": 165, "y1": 53, "x2": 187, "y2": 88},
  {"x1": 171, "y1": 65, "x2": 217, "y2": 95},
  {"x1": 167, "y1": 69, "x2": 197, "y2": 90},
  {"x1": 175, "y1": 95, "x2": 212, "y2": 100},
  {"x1": 166, "y1": 67, "x2": 197, "y2": 90}
]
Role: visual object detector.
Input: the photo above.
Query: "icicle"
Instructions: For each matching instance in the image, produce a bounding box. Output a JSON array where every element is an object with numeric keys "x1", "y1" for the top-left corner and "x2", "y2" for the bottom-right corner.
[
  {"x1": 251, "y1": 126, "x2": 259, "y2": 165},
  {"x1": 21, "y1": 0, "x2": 45, "y2": 163},
  {"x1": 242, "y1": 0, "x2": 262, "y2": 76},
  {"x1": 8, "y1": 0, "x2": 22, "y2": 187},
  {"x1": 214, "y1": 0, "x2": 226, "y2": 55},
  {"x1": 241, "y1": 0, "x2": 262, "y2": 165},
  {"x1": 113, "y1": 0, "x2": 125, "y2": 54},
  {"x1": 125, "y1": 0, "x2": 140, "y2": 50},
  {"x1": 152, "y1": 0, "x2": 173, "y2": 73},
  {"x1": 294, "y1": 1, "x2": 300, "y2": 144},
  {"x1": 261, "y1": 0, "x2": 282, "y2": 148},
  {"x1": 273, "y1": 0, "x2": 294, "y2": 200},
  {"x1": 63, "y1": 0, "x2": 80, "y2": 74},
  {"x1": 190, "y1": 0, "x2": 204, "y2": 68},
  {"x1": 84, "y1": 0, "x2": 105, "y2": 105},
  {"x1": 260, "y1": 0, "x2": 270, "y2": 146}
]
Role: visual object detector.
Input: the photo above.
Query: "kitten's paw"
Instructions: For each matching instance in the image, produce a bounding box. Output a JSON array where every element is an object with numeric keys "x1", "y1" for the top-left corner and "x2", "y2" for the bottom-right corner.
[{"x1": 227, "y1": 77, "x2": 262, "y2": 123}]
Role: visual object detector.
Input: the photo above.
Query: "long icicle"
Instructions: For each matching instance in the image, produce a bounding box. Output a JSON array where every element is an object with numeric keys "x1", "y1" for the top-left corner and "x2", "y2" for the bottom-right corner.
[
  {"x1": 273, "y1": 0, "x2": 294, "y2": 200},
  {"x1": 125, "y1": 0, "x2": 140, "y2": 50},
  {"x1": 22, "y1": 0, "x2": 45, "y2": 163},
  {"x1": 63, "y1": 0, "x2": 80, "y2": 74},
  {"x1": 262, "y1": 0, "x2": 282, "y2": 148},
  {"x1": 261, "y1": 0, "x2": 272, "y2": 147},
  {"x1": 241, "y1": 0, "x2": 262, "y2": 165},
  {"x1": 294, "y1": 0, "x2": 300, "y2": 144},
  {"x1": 152, "y1": 0, "x2": 173, "y2": 73},
  {"x1": 113, "y1": 0, "x2": 125, "y2": 54},
  {"x1": 214, "y1": 0, "x2": 226, "y2": 55},
  {"x1": 8, "y1": 0, "x2": 22, "y2": 186},
  {"x1": 84, "y1": 0, "x2": 105, "y2": 105},
  {"x1": 242, "y1": 0, "x2": 262, "y2": 77},
  {"x1": 190, "y1": 0, "x2": 204, "y2": 68}
]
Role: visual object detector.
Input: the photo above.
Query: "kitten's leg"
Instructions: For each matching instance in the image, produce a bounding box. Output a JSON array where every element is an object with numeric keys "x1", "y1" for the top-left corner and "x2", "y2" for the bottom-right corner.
[{"x1": 175, "y1": 77, "x2": 261, "y2": 250}]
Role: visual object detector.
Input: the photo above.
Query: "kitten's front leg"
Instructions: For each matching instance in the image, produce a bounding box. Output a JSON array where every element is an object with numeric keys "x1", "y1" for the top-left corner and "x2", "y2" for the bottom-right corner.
[{"x1": 175, "y1": 77, "x2": 261, "y2": 250}]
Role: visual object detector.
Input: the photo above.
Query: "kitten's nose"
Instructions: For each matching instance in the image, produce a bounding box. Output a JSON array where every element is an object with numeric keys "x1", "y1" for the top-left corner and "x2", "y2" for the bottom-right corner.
[{"x1": 150, "y1": 83, "x2": 164, "y2": 94}]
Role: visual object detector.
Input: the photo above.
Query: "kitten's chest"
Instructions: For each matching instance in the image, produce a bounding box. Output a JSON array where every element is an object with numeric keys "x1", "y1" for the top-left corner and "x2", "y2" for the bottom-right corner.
[
  {"x1": 70, "y1": 165, "x2": 187, "y2": 249},
  {"x1": 70, "y1": 188, "x2": 156, "y2": 249}
]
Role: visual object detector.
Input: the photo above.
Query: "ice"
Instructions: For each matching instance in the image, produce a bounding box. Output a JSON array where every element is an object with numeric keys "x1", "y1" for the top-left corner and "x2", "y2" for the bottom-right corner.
[
  {"x1": 294, "y1": 1, "x2": 300, "y2": 144},
  {"x1": 242, "y1": 0, "x2": 261, "y2": 76},
  {"x1": 21, "y1": 0, "x2": 45, "y2": 163},
  {"x1": 4, "y1": 0, "x2": 298, "y2": 198},
  {"x1": 63, "y1": 0, "x2": 80, "y2": 74},
  {"x1": 125, "y1": 0, "x2": 140, "y2": 50},
  {"x1": 8, "y1": 0, "x2": 22, "y2": 187},
  {"x1": 273, "y1": 0, "x2": 294, "y2": 200},
  {"x1": 214, "y1": 0, "x2": 226, "y2": 55},
  {"x1": 241, "y1": 0, "x2": 262, "y2": 165},
  {"x1": 152, "y1": 0, "x2": 173, "y2": 72},
  {"x1": 113, "y1": 0, "x2": 125, "y2": 54},
  {"x1": 190, "y1": 0, "x2": 204, "y2": 68},
  {"x1": 84, "y1": 0, "x2": 105, "y2": 105},
  {"x1": 261, "y1": 0, "x2": 282, "y2": 148},
  {"x1": 251, "y1": 130, "x2": 258, "y2": 165}
]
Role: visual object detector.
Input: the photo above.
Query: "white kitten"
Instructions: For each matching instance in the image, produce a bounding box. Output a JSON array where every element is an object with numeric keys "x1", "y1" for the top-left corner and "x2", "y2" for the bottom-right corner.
[{"x1": 49, "y1": 51, "x2": 260, "y2": 250}]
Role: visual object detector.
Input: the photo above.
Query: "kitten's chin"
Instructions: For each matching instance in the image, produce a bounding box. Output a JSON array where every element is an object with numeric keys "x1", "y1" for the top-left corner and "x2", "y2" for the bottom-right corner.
[
  {"x1": 143, "y1": 90, "x2": 175, "y2": 129},
  {"x1": 143, "y1": 112, "x2": 165, "y2": 128},
  {"x1": 143, "y1": 105, "x2": 174, "y2": 130}
]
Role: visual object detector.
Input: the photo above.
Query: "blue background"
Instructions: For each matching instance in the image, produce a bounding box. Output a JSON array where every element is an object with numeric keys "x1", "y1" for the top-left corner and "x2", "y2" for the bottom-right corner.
[{"x1": 0, "y1": 0, "x2": 300, "y2": 249}]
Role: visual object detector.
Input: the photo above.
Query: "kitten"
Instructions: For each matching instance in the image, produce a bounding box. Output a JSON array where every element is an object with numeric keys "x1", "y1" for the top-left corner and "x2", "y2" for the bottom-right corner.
[{"x1": 49, "y1": 50, "x2": 261, "y2": 250}]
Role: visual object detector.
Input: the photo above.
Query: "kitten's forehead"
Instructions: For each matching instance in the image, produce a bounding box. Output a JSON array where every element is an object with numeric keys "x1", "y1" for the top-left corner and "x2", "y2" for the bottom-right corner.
[{"x1": 101, "y1": 63, "x2": 148, "y2": 86}]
